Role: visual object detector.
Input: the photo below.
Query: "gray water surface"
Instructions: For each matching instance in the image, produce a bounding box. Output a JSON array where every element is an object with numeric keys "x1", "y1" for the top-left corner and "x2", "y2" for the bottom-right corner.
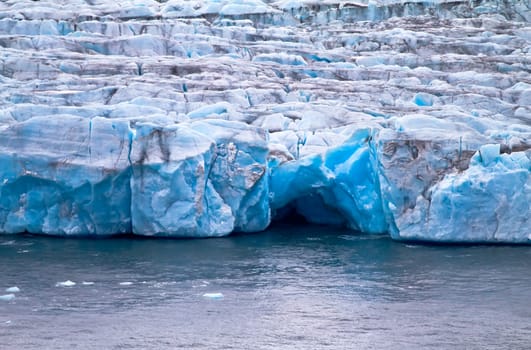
[{"x1": 1, "y1": 225, "x2": 530, "y2": 349}]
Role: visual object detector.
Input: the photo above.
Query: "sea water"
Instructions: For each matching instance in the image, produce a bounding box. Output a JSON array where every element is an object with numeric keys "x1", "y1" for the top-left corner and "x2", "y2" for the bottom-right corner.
[{"x1": 1, "y1": 225, "x2": 530, "y2": 349}]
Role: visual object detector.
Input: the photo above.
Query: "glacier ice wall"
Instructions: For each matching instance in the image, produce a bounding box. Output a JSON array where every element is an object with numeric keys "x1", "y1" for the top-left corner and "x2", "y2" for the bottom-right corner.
[
  {"x1": 0, "y1": 116, "x2": 132, "y2": 235},
  {"x1": 0, "y1": 117, "x2": 269, "y2": 237},
  {"x1": 130, "y1": 119, "x2": 269, "y2": 237},
  {"x1": 0, "y1": 0, "x2": 530, "y2": 242},
  {"x1": 374, "y1": 120, "x2": 530, "y2": 242}
]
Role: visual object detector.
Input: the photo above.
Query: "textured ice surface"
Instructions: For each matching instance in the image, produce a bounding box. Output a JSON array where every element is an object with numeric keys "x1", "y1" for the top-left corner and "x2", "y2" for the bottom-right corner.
[
  {"x1": 425, "y1": 148, "x2": 530, "y2": 242},
  {"x1": 0, "y1": 116, "x2": 268, "y2": 237},
  {"x1": 270, "y1": 128, "x2": 388, "y2": 233},
  {"x1": 374, "y1": 124, "x2": 530, "y2": 243},
  {"x1": 0, "y1": 116, "x2": 133, "y2": 235},
  {"x1": 0, "y1": 0, "x2": 529, "y2": 242},
  {"x1": 130, "y1": 119, "x2": 269, "y2": 236}
]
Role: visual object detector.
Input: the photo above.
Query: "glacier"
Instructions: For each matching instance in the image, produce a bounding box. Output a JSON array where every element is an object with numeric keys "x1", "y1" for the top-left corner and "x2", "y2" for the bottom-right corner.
[{"x1": 0, "y1": 0, "x2": 529, "y2": 242}]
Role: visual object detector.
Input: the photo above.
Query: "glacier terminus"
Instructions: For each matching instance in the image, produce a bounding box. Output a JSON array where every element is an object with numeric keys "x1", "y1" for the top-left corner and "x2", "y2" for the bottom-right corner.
[{"x1": 0, "y1": 0, "x2": 529, "y2": 242}]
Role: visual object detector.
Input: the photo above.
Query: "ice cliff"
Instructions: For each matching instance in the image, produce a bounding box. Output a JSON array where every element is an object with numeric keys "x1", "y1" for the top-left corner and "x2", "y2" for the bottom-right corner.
[{"x1": 0, "y1": 0, "x2": 529, "y2": 242}]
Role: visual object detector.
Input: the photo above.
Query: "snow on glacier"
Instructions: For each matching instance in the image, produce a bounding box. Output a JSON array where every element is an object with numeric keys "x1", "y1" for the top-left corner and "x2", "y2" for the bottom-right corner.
[{"x1": 0, "y1": 0, "x2": 529, "y2": 242}]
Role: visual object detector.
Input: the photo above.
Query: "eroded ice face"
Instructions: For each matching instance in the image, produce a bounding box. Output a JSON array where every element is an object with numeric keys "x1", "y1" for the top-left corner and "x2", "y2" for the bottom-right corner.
[{"x1": 0, "y1": 0, "x2": 529, "y2": 241}]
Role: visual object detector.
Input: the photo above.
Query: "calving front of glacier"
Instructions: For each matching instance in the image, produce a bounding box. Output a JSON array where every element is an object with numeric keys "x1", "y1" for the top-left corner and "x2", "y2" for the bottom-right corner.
[
  {"x1": 374, "y1": 123, "x2": 530, "y2": 243},
  {"x1": 0, "y1": 117, "x2": 270, "y2": 236},
  {"x1": 0, "y1": 0, "x2": 529, "y2": 242}
]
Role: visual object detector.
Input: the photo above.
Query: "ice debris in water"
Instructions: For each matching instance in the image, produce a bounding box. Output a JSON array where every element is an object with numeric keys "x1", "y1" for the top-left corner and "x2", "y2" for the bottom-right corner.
[
  {"x1": 82, "y1": 282, "x2": 95, "y2": 286},
  {"x1": 193, "y1": 281, "x2": 211, "y2": 288},
  {"x1": 203, "y1": 293, "x2": 224, "y2": 299},
  {"x1": 0, "y1": 294, "x2": 16, "y2": 301},
  {"x1": 0, "y1": 0, "x2": 529, "y2": 243},
  {"x1": 56, "y1": 280, "x2": 76, "y2": 287},
  {"x1": 119, "y1": 282, "x2": 134, "y2": 286},
  {"x1": 5, "y1": 287, "x2": 20, "y2": 293}
]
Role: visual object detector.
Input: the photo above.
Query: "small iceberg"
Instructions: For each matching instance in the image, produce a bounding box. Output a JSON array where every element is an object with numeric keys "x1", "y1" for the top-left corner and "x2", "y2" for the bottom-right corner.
[
  {"x1": 0, "y1": 294, "x2": 15, "y2": 301},
  {"x1": 56, "y1": 280, "x2": 76, "y2": 287},
  {"x1": 5, "y1": 286, "x2": 20, "y2": 293},
  {"x1": 81, "y1": 281, "x2": 94, "y2": 286},
  {"x1": 203, "y1": 292, "x2": 224, "y2": 299},
  {"x1": 119, "y1": 282, "x2": 133, "y2": 286}
]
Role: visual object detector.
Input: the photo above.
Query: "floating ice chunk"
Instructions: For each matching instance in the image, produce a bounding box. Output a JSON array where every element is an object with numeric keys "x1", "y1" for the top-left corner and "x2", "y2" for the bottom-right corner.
[
  {"x1": 56, "y1": 280, "x2": 76, "y2": 287},
  {"x1": 5, "y1": 286, "x2": 20, "y2": 293},
  {"x1": 0, "y1": 294, "x2": 15, "y2": 301},
  {"x1": 152, "y1": 281, "x2": 177, "y2": 288},
  {"x1": 119, "y1": 282, "x2": 133, "y2": 286},
  {"x1": 81, "y1": 281, "x2": 94, "y2": 286},
  {"x1": 203, "y1": 292, "x2": 224, "y2": 299}
]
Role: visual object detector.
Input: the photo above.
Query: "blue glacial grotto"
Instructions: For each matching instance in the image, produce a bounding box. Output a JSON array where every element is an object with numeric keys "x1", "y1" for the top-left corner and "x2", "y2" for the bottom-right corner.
[{"x1": 0, "y1": 0, "x2": 529, "y2": 242}]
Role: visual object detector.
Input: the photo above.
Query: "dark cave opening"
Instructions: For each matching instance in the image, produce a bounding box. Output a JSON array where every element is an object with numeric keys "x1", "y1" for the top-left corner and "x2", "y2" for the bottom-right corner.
[{"x1": 271, "y1": 204, "x2": 311, "y2": 225}]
